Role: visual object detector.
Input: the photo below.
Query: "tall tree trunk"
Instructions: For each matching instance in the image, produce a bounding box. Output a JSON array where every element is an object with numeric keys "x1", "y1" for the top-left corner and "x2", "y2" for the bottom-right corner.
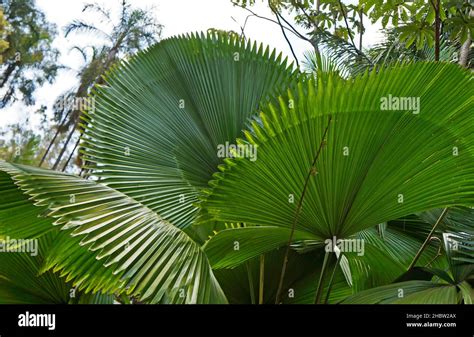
[
  {"x1": 52, "y1": 121, "x2": 78, "y2": 170},
  {"x1": 62, "y1": 137, "x2": 81, "y2": 172},
  {"x1": 359, "y1": 7, "x2": 363, "y2": 50},
  {"x1": 49, "y1": 45, "x2": 119, "y2": 171},
  {"x1": 434, "y1": 0, "x2": 440, "y2": 61},
  {"x1": 0, "y1": 63, "x2": 16, "y2": 88},
  {"x1": 459, "y1": 9, "x2": 474, "y2": 67},
  {"x1": 311, "y1": 0, "x2": 321, "y2": 54},
  {"x1": 459, "y1": 37, "x2": 471, "y2": 67},
  {"x1": 39, "y1": 110, "x2": 71, "y2": 167}
]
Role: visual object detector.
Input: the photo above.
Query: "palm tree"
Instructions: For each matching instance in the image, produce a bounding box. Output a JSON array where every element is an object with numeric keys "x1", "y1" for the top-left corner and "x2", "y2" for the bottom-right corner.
[
  {"x1": 40, "y1": 0, "x2": 162, "y2": 170},
  {"x1": 0, "y1": 32, "x2": 472, "y2": 304}
]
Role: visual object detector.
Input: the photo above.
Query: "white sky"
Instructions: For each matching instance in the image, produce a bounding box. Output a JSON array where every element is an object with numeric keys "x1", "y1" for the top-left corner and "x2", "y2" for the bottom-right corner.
[{"x1": 0, "y1": 0, "x2": 384, "y2": 129}]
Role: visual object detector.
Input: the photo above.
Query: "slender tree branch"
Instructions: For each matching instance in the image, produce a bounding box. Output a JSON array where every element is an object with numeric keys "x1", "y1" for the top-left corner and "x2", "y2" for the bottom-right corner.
[
  {"x1": 428, "y1": 0, "x2": 441, "y2": 61},
  {"x1": 270, "y1": 4, "x2": 313, "y2": 43},
  {"x1": 324, "y1": 251, "x2": 341, "y2": 304},
  {"x1": 338, "y1": 0, "x2": 359, "y2": 54},
  {"x1": 62, "y1": 136, "x2": 81, "y2": 172},
  {"x1": 408, "y1": 207, "x2": 449, "y2": 270},
  {"x1": 52, "y1": 121, "x2": 78, "y2": 170},
  {"x1": 291, "y1": 0, "x2": 321, "y2": 53},
  {"x1": 235, "y1": 4, "x2": 310, "y2": 42},
  {"x1": 424, "y1": 237, "x2": 443, "y2": 268},
  {"x1": 314, "y1": 251, "x2": 331, "y2": 304},
  {"x1": 272, "y1": 6, "x2": 300, "y2": 68},
  {"x1": 39, "y1": 110, "x2": 72, "y2": 167},
  {"x1": 275, "y1": 115, "x2": 332, "y2": 304},
  {"x1": 0, "y1": 63, "x2": 18, "y2": 88},
  {"x1": 231, "y1": 15, "x2": 248, "y2": 39},
  {"x1": 359, "y1": 8, "x2": 363, "y2": 50}
]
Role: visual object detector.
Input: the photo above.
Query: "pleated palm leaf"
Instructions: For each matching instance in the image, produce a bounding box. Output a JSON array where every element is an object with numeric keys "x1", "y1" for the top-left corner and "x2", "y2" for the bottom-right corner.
[
  {"x1": 341, "y1": 231, "x2": 474, "y2": 304},
  {"x1": 0, "y1": 33, "x2": 472, "y2": 305},
  {"x1": 340, "y1": 209, "x2": 474, "y2": 303},
  {"x1": 80, "y1": 32, "x2": 297, "y2": 230},
  {"x1": 200, "y1": 62, "x2": 474, "y2": 303},
  {"x1": 0, "y1": 231, "x2": 113, "y2": 304},
  {"x1": 0, "y1": 161, "x2": 227, "y2": 303},
  {"x1": 0, "y1": 32, "x2": 297, "y2": 303}
]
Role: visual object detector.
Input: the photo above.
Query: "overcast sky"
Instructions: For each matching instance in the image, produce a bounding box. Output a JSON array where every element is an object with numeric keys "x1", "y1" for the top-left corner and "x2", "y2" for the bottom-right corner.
[{"x1": 0, "y1": 0, "x2": 384, "y2": 129}]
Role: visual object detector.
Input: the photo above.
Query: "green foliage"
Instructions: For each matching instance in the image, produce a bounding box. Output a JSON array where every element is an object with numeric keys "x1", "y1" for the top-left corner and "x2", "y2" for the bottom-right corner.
[
  {"x1": 0, "y1": 0, "x2": 59, "y2": 107},
  {"x1": 199, "y1": 63, "x2": 474, "y2": 237},
  {"x1": 0, "y1": 9, "x2": 9, "y2": 63},
  {"x1": 204, "y1": 226, "x2": 317, "y2": 269},
  {"x1": 47, "y1": 0, "x2": 164, "y2": 171},
  {"x1": 362, "y1": 0, "x2": 474, "y2": 50},
  {"x1": 341, "y1": 281, "x2": 462, "y2": 304},
  {"x1": 367, "y1": 29, "x2": 458, "y2": 65},
  {"x1": 0, "y1": 30, "x2": 473, "y2": 305},
  {"x1": 0, "y1": 124, "x2": 42, "y2": 165},
  {"x1": 0, "y1": 231, "x2": 114, "y2": 304},
  {"x1": 0, "y1": 161, "x2": 227, "y2": 304},
  {"x1": 81, "y1": 32, "x2": 297, "y2": 229}
]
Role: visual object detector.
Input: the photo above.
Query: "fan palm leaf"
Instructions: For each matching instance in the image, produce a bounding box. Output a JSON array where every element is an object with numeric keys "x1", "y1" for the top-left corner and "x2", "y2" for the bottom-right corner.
[
  {"x1": 200, "y1": 62, "x2": 473, "y2": 241},
  {"x1": 0, "y1": 231, "x2": 113, "y2": 304},
  {"x1": 80, "y1": 32, "x2": 297, "y2": 229},
  {"x1": 0, "y1": 161, "x2": 227, "y2": 304}
]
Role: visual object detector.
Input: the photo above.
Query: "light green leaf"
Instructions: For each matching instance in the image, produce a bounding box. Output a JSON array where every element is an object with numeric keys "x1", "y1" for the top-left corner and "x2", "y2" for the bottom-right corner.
[
  {"x1": 200, "y1": 63, "x2": 474, "y2": 243},
  {"x1": 0, "y1": 161, "x2": 227, "y2": 304}
]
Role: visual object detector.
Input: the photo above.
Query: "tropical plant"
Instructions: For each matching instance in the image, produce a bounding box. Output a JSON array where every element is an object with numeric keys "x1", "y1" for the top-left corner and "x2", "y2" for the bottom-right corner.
[
  {"x1": 0, "y1": 8, "x2": 9, "y2": 64},
  {"x1": 0, "y1": 231, "x2": 114, "y2": 304},
  {"x1": 0, "y1": 32, "x2": 472, "y2": 304},
  {"x1": 40, "y1": 0, "x2": 163, "y2": 171},
  {"x1": 0, "y1": 0, "x2": 59, "y2": 107},
  {"x1": 361, "y1": 0, "x2": 474, "y2": 62}
]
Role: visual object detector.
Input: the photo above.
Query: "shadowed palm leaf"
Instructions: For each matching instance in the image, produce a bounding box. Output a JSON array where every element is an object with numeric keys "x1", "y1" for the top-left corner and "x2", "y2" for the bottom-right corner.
[{"x1": 0, "y1": 231, "x2": 114, "y2": 304}]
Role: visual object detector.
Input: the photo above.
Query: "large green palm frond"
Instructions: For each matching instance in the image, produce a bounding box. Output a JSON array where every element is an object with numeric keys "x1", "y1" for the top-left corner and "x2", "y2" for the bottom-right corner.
[
  {"x1": 357, "y1": 224, "x2": 447, "y2": 270},
  {"x1": 0, "y1": 231, "x2": 113, "y2": 304},
  {"x1": 385, "y1": 207, "x2": 474, "y2": 282},
  {"x1": 0, "y1": 161, "x2": 227, "y2": 304},
  {"x1": 0, "y1": 170, "x2": 55, "y2": 239},
  {"x1": 81, "y1": 32, "x2": 297, "y2": 229},
  {"x1": 0, "y1": 169, "x2": 127, "y2": 296},
  {"x1": 203, "y1": 226, "x2": 318, "y2": 269},
  {"x1": 199, "y1": 63, "x2": 473, "y2": 243},
  {"x1": 341, "y1": 280, "x2": 468, "y2": 304},
  {"x1": 340, "y1": 208, "x2": 474, "y2": 304},
  {"x1": 400, "y1": 207, "x2": 474, "y2": 283},
  {"x1": 203, "y1": 225, "x2": 425, "y2": 296},
  {"x1": 341, "y1": 252, "x2": 473, "y2": 304}
]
